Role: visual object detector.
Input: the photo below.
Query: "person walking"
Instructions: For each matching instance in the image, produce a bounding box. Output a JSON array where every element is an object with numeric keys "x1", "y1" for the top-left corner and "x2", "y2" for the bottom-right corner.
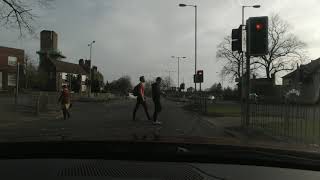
[
  {"x1": 132, "y1": 76, "x2": 151, "y2": 121},
  {"x1": 152, "y1": 77, "x2": 162, "y2": 125},
  {"x1": 58, "y1": 85, "x2": 71, "y2": 120}
]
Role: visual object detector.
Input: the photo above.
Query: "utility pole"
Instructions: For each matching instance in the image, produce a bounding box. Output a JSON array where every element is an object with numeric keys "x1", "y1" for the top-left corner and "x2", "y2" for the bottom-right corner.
[
  {"x1": 171, "y1": 56, "x2": 187, "y2": 89},
  {"x1": 88, "y1": 40, "x2": 95, "y2": 97}
]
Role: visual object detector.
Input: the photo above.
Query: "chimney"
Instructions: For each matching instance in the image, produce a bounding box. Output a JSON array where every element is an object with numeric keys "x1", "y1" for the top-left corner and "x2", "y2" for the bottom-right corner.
[
  {"x1": 85, "y1": 60, "x2": 91, "y2": 68},
  {"x1": 79, "y1": 59, "x2": 84, "y2": 66}
]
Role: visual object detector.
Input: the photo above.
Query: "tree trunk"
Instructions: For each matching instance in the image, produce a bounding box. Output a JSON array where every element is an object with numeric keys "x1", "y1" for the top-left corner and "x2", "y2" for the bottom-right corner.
[{"x1": 266, "y1": 66, "x2": 271, "y2": 79}]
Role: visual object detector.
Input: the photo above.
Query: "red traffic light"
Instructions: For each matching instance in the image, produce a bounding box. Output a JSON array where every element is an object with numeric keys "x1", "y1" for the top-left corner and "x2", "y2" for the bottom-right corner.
[
  {"x1": 197, "y1": 70, "x2": 203, "y2": 75},
  {"x1": 256, "y1": 23, "x2": 263, "y2": 31}
]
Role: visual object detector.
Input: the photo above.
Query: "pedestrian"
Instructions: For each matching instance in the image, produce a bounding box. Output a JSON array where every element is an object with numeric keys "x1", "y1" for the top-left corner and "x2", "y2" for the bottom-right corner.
[
  {"x1": 58, "y1": 85, "x2": 71, "y2": 120},
  {"x1": 152, "y1": 77, "x2": 162, "y2": 125},
  {"x1": 132, "y1": 76, "x2": 151, "y2": 121}
]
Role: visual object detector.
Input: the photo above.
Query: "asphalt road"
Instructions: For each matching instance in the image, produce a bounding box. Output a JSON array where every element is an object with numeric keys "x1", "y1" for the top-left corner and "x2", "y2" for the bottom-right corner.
[{"x1": 0, "y1": 98, "x2": 225, "y2": 141}]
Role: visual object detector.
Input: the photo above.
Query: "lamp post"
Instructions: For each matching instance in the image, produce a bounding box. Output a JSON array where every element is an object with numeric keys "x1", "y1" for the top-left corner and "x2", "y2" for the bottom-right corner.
[
  {"x1": 165, "y1": 70, "x2": 175, "y2": 89},
  {"x1": 88, "y1": 40, "x2": 95, "y2": 97},
  {"x1": 171, "y1": 56, "x2": 187, "y2": 89},
  {"x1": 179, "y1": 3, "x2": 197, "y2": 91}
]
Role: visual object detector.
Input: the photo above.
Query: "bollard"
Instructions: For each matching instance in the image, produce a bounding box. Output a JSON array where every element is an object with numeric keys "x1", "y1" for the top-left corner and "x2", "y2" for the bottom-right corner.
[{"x1": 36, "y1": 93, "x2": 40, "y2": 116}]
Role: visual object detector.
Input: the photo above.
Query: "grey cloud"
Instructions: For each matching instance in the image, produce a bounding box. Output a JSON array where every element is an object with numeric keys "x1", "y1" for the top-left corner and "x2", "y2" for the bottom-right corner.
[{"x1": 1, "y1": 0, "x2": 320, "y2": 88}]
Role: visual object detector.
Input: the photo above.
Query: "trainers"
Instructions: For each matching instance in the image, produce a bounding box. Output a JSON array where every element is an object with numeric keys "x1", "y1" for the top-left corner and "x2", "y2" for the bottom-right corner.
[{"x1": 153, "y1": 121, "x2": 162, "y2": 125}]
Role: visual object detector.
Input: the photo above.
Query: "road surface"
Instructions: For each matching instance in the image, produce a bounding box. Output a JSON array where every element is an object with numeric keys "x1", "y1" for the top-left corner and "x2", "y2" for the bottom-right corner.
[{"x1": 0, "y1": 98, "x2": 226, "y2": 141}]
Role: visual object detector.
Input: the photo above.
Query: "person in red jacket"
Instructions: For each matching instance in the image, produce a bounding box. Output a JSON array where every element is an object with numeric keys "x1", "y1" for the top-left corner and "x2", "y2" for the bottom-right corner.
[
  {"x1": 58, "y1": 85, "x2": 71, "y2": 120},
  {"x1": 132, "y1": 76, "x2": 151, "y2": 121}
]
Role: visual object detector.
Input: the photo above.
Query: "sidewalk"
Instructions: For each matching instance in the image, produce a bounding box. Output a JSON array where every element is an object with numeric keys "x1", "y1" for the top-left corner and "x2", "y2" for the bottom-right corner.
[{"x1": 201, "y1": 116, "x2": 297, "y2": 145}]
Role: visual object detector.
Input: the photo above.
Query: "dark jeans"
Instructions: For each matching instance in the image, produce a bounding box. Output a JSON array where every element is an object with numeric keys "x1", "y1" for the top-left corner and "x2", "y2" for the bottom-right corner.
[
  {"x1": 153, "y1": 98, "x2": 162, "y2": 122},
  {"x1": 133, "y1": 97, "x2": 151, "y2": 120},
  {"x1": 61, "y1": 104, "x2": 70, "y2": 120}
]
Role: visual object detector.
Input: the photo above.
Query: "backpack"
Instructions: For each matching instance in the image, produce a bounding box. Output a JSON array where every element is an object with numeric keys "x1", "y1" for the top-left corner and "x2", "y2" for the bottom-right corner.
[{"x1": 133, "y1": 84, "x2": 140, "y2": 96}]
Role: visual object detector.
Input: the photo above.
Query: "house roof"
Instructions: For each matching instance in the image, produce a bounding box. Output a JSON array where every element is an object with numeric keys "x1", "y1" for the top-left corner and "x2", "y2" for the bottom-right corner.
[
  {"x1": 282, "y1": 70, "x2": 296, "y2": 79},
  {"x1": 50, "y1": 59, "x2": 87, "y2": 75},
  {"x1": 282, "y1": 58, "x2": 320, "y2": 79},
  {"x1": 0, "y1": 46, "x2": 24, "y2": 53},
  {"x1": 37, "y1": 49, "x2": 66, "y2": 58}
]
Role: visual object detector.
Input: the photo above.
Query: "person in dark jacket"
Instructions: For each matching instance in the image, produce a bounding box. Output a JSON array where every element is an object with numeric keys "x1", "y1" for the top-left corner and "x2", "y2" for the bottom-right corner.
[
  {"x1": 152, "y1": 77, "x2": 162, "y2": 125},
  {"x1": 132, "y1": 76, "x2": 151, "y2": 121}
]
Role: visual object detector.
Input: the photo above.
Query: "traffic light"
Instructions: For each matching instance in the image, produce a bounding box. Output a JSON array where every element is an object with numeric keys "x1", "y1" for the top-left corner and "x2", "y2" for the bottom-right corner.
[
  {"x1": 247, "y1": 16, "x2": 268, "y2": 56},
  {"x1": 231, "y1": 25, "x2": 242, "y2": 52},
  {"x1": 197, "y1": 70, "x2": 204, "y2": 83},
  {"x1": 180, "y1": 83, "x2": 185, "y2": 90}
]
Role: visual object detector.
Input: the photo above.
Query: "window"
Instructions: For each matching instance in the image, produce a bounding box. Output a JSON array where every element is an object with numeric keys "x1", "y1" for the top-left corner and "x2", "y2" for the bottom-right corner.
[
  {"x1": 81, "y1": 85, "x2": 87, "y2": 92},
  {"x1": 8, "y1": 56, "x2": 17, "y2": 66},
  {"x1": 81, "y1": 75, "x2": 87, "y2": 82},
  {"x1": 61, "y1": 73, "x2": 67, "y2": 80},
  {"x1": 7, "y1": 73, "x2": 16, "y2": 86}
]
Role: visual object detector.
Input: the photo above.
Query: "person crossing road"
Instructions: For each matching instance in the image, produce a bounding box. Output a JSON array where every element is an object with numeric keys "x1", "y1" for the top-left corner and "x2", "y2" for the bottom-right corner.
[
  {"x1": 132, "y1": 76, "x2": 151, "y2": 121},
  {"x1": 152, "y1": 77, "x2": 162, "y2": 125}
]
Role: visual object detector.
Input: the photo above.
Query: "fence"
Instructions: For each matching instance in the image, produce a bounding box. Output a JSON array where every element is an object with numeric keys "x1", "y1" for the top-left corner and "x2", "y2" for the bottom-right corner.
[
  {"x1": 17, "y1": 91, "x2": 59, "y2": 115},
  {"x1": 16, "y1": 92, "x2": 117, "y2": 115},
  {"x1": 189, "y1": 93, "x2": 208, "y2": 114},
  {"x1": 248, "y1": 103, "x2": 320, "y2": 144}
]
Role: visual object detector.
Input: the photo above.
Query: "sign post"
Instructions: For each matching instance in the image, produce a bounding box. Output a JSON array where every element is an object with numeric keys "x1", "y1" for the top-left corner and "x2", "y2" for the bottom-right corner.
[{"x1": 15, "y1": 62, "x2": 20, "y2": 105}]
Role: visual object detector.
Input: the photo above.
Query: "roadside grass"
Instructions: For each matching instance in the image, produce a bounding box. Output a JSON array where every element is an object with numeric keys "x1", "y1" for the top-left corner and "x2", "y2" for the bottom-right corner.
[
  {"x1": 207, "y1": 103, "x2": 241, "y2": 117},
  {"x1": 251, "y1": 117, "x2": 320, "y2": 144}
]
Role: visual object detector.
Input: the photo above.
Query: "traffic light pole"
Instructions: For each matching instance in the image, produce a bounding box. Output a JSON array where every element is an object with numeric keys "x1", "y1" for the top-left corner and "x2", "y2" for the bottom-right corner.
[
  {"x1": 193, "y1": 6, "x2": 198, "y2": 92},
  {"x1": 245, "y1": 53, "x2": 251, "y2": 127}
]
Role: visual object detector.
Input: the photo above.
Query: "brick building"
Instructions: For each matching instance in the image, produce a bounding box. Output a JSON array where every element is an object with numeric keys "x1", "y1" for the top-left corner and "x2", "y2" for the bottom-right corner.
[
  {"x1": 37, "y1": 30, "x2": 89, "y2": 92},
  {"x1": 0, "y1": 46, "x2": 25, "y2": 91}
]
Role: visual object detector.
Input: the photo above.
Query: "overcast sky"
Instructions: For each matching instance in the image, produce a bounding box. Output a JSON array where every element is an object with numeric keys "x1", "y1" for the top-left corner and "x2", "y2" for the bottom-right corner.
[{"x1": 1, "y1": 0, "x2": 320, "y2": 88}]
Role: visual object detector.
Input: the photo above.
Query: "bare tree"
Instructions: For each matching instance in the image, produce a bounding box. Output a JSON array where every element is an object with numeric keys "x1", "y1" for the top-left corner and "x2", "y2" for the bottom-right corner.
[
  {"x1": 253, "y1": 14, "x2": 307, "y2": 79},
  {"x1": 216, "y1": 36, "x2": 243, "y2": 82},
  {"x1": 160, "y1": 76, "x2": 173, "y2": 90},
  {"x1": 0, "y1": 0, "x2": 54, "y2": 36}
]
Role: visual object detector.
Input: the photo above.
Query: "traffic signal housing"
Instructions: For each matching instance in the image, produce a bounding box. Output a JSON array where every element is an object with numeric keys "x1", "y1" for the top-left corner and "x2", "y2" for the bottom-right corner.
[
  {"x1": 180, "y1": 83, "x2": 185, "y2": 90},
  {"x1": 247, "y1": 16, "x2": 268, "y2": 56},
  {"x1": 231, "y1": 26, "x2": 242, "y2": 52},
  {"x1": 197, "y1": 70, "x2": 204, "y2": 83}
]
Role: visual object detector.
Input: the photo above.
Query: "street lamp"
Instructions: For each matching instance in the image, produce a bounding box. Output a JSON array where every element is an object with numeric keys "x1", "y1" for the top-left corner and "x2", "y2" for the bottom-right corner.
[
  {"x1": 88, "y1": 40, "x2": 95, "y2": 97},
  {"x1": 178, "y1": 3, "x2": 197, "y2": 91},
  {"x1": 171, "y1": 56, "x2": 187, "y2": 89},
  {"x1": 242, "y1": 5, "x2": 260, "y2": 25}
]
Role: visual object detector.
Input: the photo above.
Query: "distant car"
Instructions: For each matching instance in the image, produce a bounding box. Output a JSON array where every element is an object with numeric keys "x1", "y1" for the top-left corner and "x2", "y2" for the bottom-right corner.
[
  {"x1": 127, "y1": 93, "x2": 136, "y2": 99},
  {"x1": 207, "y1": 95, "x2": 215, "y2": 103},
  {"x1": 249, "y1": 93, "x2": 259, "y2": 102}
]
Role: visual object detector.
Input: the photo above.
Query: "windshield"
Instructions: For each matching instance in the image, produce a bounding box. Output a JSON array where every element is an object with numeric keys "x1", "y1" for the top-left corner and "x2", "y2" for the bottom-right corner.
[{"x1": 1, "y1": 0, "x2": 320, "y2": 153}]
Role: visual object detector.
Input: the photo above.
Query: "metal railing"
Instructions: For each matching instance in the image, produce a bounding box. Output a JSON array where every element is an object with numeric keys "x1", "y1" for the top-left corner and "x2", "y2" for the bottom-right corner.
[
  {"x1": 189, "y1": 93, "x2": 208, "y2": 114},
  {"x1": 249, "y1": 103, "x2": 320, "y2": 144}
]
